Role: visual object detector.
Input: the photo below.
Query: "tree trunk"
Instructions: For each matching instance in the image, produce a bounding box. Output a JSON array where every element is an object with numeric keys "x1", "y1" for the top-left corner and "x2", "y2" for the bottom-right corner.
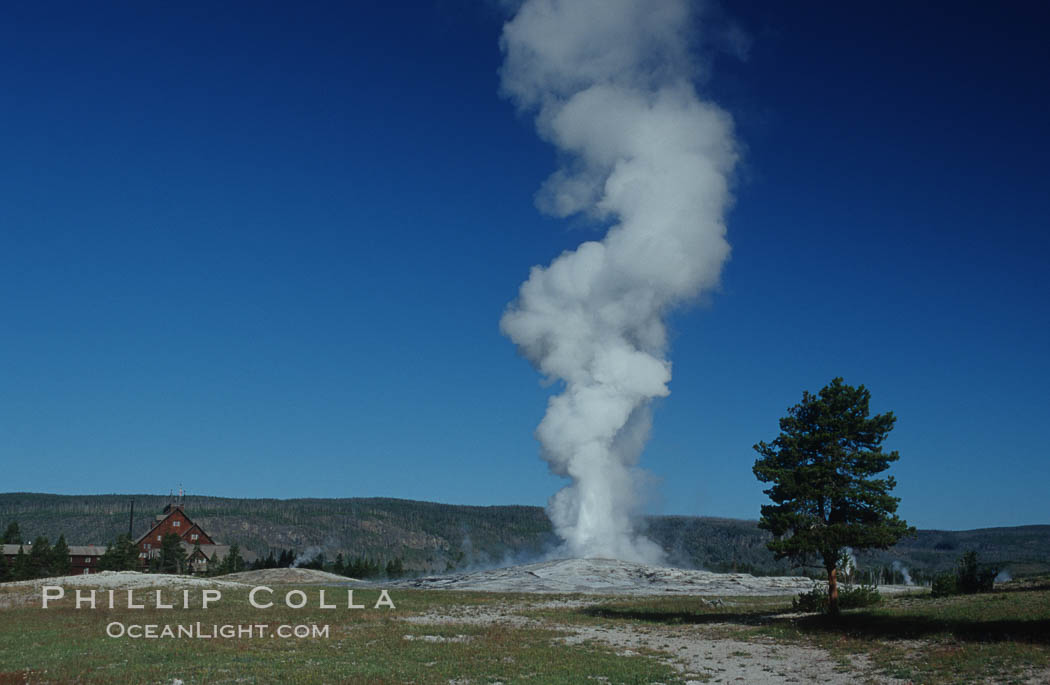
[{"x1": 828, "y1": 565, "x2": 840, "y2": 616}]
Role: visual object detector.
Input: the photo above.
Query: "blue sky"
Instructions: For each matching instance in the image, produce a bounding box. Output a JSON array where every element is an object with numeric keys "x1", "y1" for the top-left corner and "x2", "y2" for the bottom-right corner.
[{"x1": 2, "y1": 1, "x2": 1047, "y2": 531}]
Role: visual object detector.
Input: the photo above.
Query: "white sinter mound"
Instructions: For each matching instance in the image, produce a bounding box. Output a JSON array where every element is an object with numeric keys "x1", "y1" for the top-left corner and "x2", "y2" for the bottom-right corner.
[
  {"x1": 221, "y1": 568, "x2": 357, "y2": 584},
  {"x1": 2, "y1": 570, "x2": 248, "y2": 591},
  {"x1": 395, "y1": 558, "x2": 821, "y2": 596}
]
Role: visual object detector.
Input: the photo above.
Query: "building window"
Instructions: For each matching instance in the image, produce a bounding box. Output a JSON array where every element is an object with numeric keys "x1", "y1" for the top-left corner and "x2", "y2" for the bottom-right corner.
[
  {"x1": 85, "y1": 557, "x2": 91, "y2": 563},
  {"x1": 157, "y1": 535, "x2": 162, "y2": 541},
  {"x1": 173, "y1": 521, "x2": 180, "y2": 527},
  {"x1": 191, "y1": 534, "x2": 198, "y2": 541}
]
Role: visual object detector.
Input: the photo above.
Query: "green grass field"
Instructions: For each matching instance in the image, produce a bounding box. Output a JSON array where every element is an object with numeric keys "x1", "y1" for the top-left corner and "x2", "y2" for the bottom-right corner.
[{"x1": 1, "y1": 579, "x2": 1048, "y2": 684}]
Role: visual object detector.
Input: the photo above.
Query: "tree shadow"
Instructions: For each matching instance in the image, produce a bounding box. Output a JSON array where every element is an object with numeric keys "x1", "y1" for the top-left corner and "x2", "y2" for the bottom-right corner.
[
  {"x1": 996, "y1": 579, "x2": 1050, "y2": 593},
  {"x1": 794, "y1": 612, "x2": 1050, "y2": 645},
  {"x1": 579, "y1": 604, "x2": 1050, "y2": 645},
  {"x1": 579, "y1": 605, "x2": 776, "y2": 626}
]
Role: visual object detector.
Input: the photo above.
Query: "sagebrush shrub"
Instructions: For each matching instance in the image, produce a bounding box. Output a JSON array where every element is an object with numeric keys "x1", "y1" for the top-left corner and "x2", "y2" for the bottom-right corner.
[{"x1": 793, "y1": 581, "x2": 881, "y2": 613}]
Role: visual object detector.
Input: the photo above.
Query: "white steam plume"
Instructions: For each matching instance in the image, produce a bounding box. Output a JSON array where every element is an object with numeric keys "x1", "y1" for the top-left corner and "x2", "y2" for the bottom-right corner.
[
  {"x1": 499, "y1": 0, "x2": 737, "y2": 564},
  {"x1": 291, "y1": 546, "x2": 322, "y2": 568},
  {"x1": 892, "y1": 560, "x2": 914, "y2": 586}
]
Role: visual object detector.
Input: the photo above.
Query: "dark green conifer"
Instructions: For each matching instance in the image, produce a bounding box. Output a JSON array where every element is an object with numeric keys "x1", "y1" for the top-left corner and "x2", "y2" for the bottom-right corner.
[
  {"x1": 158, "y1": 533, "x2": 187, "y2": 574},
  {"x1": 3, "y1": 521, "x2": 21, "y2": 544},
  {"x1": 27, "y1": 536, "x2": 53, "y2": 579},
  {"x1": 12, "y1": 546, "x2": 32, "y2": 581},
  {"x1": 753, "y1": 378, "x2": 913, "y2": 614},
  {"x1": 51, "y1": 535, "x2": 72, "y2": 576}
]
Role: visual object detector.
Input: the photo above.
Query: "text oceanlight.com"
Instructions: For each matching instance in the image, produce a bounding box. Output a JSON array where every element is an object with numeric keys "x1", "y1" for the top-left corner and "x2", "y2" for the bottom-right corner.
[
  {"x1": 105, "y1": 623, "x2": 330, "y2": 639},
  {"x1": 40, "y1": 585, "x2": 396, "y2": 639}
]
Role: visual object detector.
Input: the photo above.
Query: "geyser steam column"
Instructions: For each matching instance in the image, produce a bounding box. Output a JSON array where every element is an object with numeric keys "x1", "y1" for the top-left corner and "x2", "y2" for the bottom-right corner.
[{"x1": 499, "y1": 0, "x2": 738, "y2": 564}]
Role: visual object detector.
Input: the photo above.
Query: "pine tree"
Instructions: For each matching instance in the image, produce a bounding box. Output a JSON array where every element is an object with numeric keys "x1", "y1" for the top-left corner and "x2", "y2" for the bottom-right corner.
[
  {"x1": 158, "y1": 533, "x2": 187, "y2": 574},
  {"x1": 12, "y1": 546, "x2": 32, "y2": 581},
  {"x1": 217, "y1": 544, "x2": 244, "y2": 575},
  {"x1": 191, "y1": 542, "x2": 203, "y2": 574},
  {"x1": 27, "y1": 536, "x2": 52, "y2": 579},
  {"x1": 97, "y1": 543, "x2": 116, "y2": 571},
  {"x1": 207, "y1": 553, "x2": 224, "y2": 577},
  {"x1": 124, "y1": 537, "x2": 142, "y2": 571},
  {"x1": 333, "y1": 553, "x2": 345, "y2": 576},
  {"x1": 51, "y1": 535, "x2": 72, "y2": 577},
  {"x1": 98, "y1": 534, "x2": 141, "y2": 571},
  {"x1": 350, "y1": 556, "x2": 369, "y2": 578},
  {"x1": 753, "y1": 378, "x2": 914, "y2": 614},
  {"x1": 385, "y1": 557, "x2": 404, "y2": 579},
  {"x1": 3, "y1": 521, "x2": 21, "y2": 544}
]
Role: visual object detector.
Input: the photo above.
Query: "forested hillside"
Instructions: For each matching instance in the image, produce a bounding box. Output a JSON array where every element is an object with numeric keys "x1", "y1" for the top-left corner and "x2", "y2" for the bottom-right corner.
[{"x1": 2, "y1": 493, "x2": 1047, "y2": 577}]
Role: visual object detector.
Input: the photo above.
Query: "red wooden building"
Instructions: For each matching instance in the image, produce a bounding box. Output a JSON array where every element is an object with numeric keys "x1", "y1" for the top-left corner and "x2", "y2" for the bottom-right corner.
[
  {"x1": 135, "y1": 500, "x2": 241, "y2": 573},
  {"x1": 136, "y1": 501, "x2": 215, "y2": 555},
  {"x1": 2, "y1": 497, "x2": 252, "y2": 577}
]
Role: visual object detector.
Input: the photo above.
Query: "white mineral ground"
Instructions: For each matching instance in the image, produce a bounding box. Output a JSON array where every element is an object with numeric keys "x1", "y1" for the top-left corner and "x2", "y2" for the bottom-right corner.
[
  {"x1": 221, "y1": 567, "x2": 357, "y2": 584},
  {"x1": 388, "y1": 557, "x2": 914, "y2": 596},
  {"x1": 1, "y1": 570, "x2": 249, "y2": 591},
  {"x1": 1, "y1": 558, "x2": 915, "y2": 597},
  {"x1": 0, "y1": 568, "x2": 349, "y2": 607}
]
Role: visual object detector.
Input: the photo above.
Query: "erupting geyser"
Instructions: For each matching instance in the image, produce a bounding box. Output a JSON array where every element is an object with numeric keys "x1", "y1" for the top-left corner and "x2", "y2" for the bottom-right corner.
[{"x1": 499, "y1": 0, "x2": 738, "y2": 564}]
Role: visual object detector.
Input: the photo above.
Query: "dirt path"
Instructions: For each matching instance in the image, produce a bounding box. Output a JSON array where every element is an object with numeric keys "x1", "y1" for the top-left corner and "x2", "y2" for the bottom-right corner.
[
  {"x1": 561, "y1": 622, "x2": 893, "y2": 684},
  {"x1": 400, "y1": 598, "x2": 905, "y2": 684}
]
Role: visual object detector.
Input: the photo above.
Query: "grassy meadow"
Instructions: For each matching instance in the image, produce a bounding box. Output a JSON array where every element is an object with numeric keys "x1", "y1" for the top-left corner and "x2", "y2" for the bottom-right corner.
[{"x1": 1, "y1": 579, "x2": 1048, "y2": 683}]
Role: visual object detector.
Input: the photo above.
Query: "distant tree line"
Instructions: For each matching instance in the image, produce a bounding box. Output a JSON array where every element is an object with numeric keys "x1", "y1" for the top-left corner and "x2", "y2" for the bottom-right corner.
[
  {"x1": 3, "y1": 518, "x2": 411, "y2": 582},
  {"x1": 1, "y1": 521, "x2": 72, "y2": 581},
  {"x1": 931, "y1": 551, "x2": 998, "y2": 597},
  {"x1": 97, "y1": 534, "x2": 139, "y2": 571},
  {"x1": 0, "y1": 494, "x2": 558, "y2": 574},
  {"x1": 333, "y1": 553, "x2": 404, "y2": 579},
  {"x1": 228, "y1": 548, "x2": 406, "y2": 579}
]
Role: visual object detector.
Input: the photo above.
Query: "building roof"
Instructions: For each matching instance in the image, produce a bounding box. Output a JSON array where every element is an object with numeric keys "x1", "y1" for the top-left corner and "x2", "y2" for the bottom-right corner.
[
  {"x1": 181, "y1": 542, "x2": 258, "y2": 563},
  {"x1": 183, "y1": 542, "x2": 228, "y2": 556},
  {"x1": 3, "y1": 543, "x2": 256, "y2": 563},
  {"x1": 2, "y1": 544, "x2": 107, "y2": 556},
  {"x1": 134, "y1": 504, "x2": 211, "y2": 545}
]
